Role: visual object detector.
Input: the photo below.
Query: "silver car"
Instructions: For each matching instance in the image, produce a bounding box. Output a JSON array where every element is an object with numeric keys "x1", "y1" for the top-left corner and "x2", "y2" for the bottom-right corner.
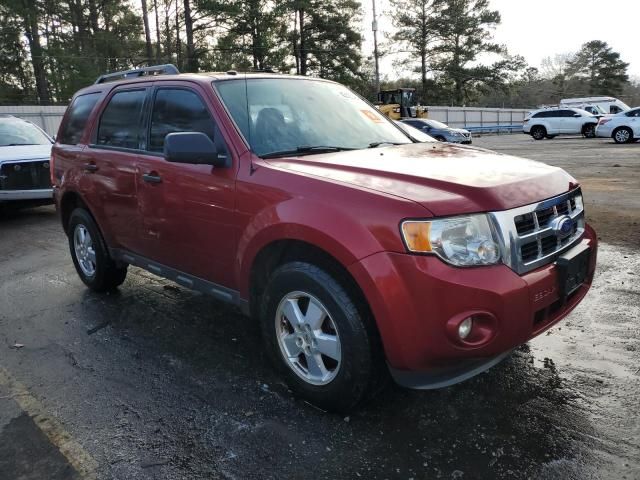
[
  {"x1": 400, "y1": 118, "x2": 472, "y2": 144},
  {"x1": 0, "y1": 115, "x2": 54, "y2": 208}
]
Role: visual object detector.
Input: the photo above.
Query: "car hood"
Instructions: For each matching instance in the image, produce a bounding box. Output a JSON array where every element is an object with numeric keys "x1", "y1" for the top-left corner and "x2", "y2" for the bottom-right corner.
[
  {"x1": 451, "y1": 128, "x2": 471, "y2": 135},
  {"x1": 266, "y1": 142, "x2": 576, "y2": 216},
  {"x1": 0, "y1": 144, "x2": 52, "y2": 163}
]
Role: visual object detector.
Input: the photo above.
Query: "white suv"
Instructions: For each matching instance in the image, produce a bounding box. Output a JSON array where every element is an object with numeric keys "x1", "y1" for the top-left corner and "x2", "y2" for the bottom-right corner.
[
  {"x1": 523, "y1": 108, "x2": 599, "y2": 140},
  {"x1": 596, "y1": 107, "x2": 640, "y2": 144}
]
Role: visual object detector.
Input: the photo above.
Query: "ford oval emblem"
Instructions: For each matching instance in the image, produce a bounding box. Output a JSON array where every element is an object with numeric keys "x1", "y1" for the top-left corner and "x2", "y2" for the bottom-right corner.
[{"x1": 553, "y1": 215, "x2": 574, "y2": 238}]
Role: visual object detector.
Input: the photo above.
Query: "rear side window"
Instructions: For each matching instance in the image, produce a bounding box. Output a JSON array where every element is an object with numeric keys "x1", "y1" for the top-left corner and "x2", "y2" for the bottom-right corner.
[
  {"x1": 97, "y1": 89, "x2": 146, "y2": 149},
  {"x1": 148, "y1": 88, "x2": 216, "y2": 152},
  {"x1": 59, "y1": 93, "x2": 101, "y2": 145},
  {"x1": 533, "y1": 111, "x2": 552, "y2": 118},
  {"x1": 610, "y1": 105, "x2": 622, "y2": 114}
]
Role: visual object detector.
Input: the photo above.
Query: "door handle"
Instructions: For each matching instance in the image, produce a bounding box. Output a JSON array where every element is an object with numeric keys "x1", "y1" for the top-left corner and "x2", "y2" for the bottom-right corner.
[
  {"x1": 84, "y1": 163, "x2": 98, "y2": 173},
  {"x1": 142, "y1": 172, "x2": 162, "y2": 184}
]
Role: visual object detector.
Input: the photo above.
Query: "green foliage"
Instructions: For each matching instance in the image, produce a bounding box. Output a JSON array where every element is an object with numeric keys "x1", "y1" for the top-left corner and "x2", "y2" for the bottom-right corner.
[{"x1": 567, "y1": 40, "x2": 629, "y2": 96}]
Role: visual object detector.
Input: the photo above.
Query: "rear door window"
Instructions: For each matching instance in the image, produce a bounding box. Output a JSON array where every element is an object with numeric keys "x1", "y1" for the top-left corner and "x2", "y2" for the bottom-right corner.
[
  {"x1": 148, "y1": 88, "x2": 216, "y2": 152},
  {"x1": 96, "y1": 89, "x2": 147, "y2": 149},
  {"x1": 59, "y1": 92, "x2": 101, "y2": 145}
]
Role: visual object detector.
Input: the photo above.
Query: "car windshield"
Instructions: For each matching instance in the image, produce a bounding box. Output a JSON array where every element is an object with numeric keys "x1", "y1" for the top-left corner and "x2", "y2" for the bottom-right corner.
[
  {"x1": 215, "y1": 78, "x2": 412, "y2": 157},
  {"x1": 0, "y1": 118, "x2": 51, "y2": 146},
  {"x1": 424, "y1": 119, "x2": 449, "y2": 129}
]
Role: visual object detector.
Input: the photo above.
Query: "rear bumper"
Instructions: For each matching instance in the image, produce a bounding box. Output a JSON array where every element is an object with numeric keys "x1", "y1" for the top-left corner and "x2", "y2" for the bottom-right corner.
[
  {"x1": 0, "y1": 188, "x2": 53, "y2": 201},
  {"x1": 595, "y1": 125, "x2": 613, "y2": 137},
  {"x1": 349, "y1": 224, "x2": 597, "y2": 386}
]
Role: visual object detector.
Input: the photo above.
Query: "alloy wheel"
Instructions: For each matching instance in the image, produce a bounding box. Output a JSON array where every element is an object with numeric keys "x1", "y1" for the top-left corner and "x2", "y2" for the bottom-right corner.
[
  {"x1": 73, "y1": 224, "x2": 97, "y2": 278},
  {"x1": 275, "y1": 291, "x2": 341, "y2": 385},
  {"x1": 615, "y1": 129, "x2": 630, "y2": 143}
]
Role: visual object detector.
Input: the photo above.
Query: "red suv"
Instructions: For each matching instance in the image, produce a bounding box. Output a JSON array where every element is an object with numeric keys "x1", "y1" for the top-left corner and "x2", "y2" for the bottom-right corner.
[{"x1": 52, "y1": 65, "x2": 597, "y2": 412}]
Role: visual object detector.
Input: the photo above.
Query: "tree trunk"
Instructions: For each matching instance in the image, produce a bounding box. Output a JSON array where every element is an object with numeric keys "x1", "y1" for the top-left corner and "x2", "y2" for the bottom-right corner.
[
  {"x1": 175, "y1": 2, "x2": 182, "y2": 70},
  {"x1": 183, "y1": 0, "x2": 197, "y2": 72},
  {"x1": 164, "y1": 0, "x2": 173, "y2": 62},
  {"x1": 153, "y1": 0, "x2": 161, "y2": 62},
  {"x1": 298, "y1": 9, "x2": 307, "y2": 75},
  {"x1": 23, "y1": 3, "x2": 50, "y2": 105},
  {"x1": 141, "y1": 0, "x2": 153, "y2": 63}
]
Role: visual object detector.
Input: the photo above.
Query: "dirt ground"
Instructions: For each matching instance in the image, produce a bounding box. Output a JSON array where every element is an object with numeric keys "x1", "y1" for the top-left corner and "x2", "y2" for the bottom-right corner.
[{"x1": 0, "y1": 134, "x2": 638, "y2": 480}]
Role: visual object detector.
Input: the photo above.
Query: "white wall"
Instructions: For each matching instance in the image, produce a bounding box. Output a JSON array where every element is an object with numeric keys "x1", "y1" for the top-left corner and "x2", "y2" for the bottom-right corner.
[
  {"x1": 0, "y1": 106, "x2": 67, "y2": 136},
  {"x1": 427, "y1": 106, "x2": 530, "y2": 130}
]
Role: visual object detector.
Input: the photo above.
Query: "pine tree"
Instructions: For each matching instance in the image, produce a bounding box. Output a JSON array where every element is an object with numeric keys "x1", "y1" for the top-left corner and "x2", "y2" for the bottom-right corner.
[{"x1": 567, "y1": 40, "x2": 629, "y2": 96}]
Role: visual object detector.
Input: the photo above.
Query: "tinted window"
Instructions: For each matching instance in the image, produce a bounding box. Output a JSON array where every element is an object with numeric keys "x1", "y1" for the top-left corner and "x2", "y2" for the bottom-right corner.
[
  {"x1": 626, "y1": 108, "x2": 640, "y2": 117},
  {"x1": 610, "y1": 105, "x2": 622, "y2": 114},
  {"x1": 59, "y1": 93, "x2": 101, "y2": 144},
  {"x1": 533, "y1": 111, "x2": 553, "y2": 118},
  {"x1": 149, "y1": 89, "x2": 215, "y2": 152},
  {"x1": 560, "y1": 110, "x2": 577, "y2": 117},
  {"x1": 97, "y1": 90, "x2": 146, "y2": 149}
]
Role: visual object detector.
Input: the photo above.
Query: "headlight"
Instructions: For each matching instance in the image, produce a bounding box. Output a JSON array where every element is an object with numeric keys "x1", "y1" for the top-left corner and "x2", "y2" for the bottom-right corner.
[{"x1": 401, "y1": 214, "x2": 502, "y2": 266}]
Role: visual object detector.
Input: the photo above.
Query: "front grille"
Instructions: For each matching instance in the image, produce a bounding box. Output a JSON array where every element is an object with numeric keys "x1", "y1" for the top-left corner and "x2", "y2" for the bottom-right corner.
[
  {"x1": 490, "y1": 189, "x2": 585, "y2": 275},
  {"x1": 0, "y1": 160, "x2": 51, "y2": 190}
]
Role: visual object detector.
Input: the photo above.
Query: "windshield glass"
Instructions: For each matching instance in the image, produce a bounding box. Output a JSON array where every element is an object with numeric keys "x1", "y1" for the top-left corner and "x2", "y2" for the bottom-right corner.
[
  {"x1": 215, "y1": 78, "x2": 411, "y2": 157},
  {"x1": 424, "y1": 119, "x2": 449, "y2": 129},
  {"x1": 0, "y1": 118, "x2": 51, "y2": 146}
]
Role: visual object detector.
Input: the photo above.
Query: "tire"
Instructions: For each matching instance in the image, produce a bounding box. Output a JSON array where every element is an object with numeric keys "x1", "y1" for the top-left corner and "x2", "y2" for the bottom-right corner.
[
  {"x1": 434, "y1": 136, "x2": 446, "y2": 142},
  {"x1": 530, "y1": 126, "x2": 546, "y2": 140},
  {"x1": 259, "y1": 261, "x2": 382, "y2": 412},
  {"x1": 582, "y1": 124, "x2": 596, "y2": 138},
  {"x1": 68, "y1": 208, "x2": 127, "y2": 292},
  {"x1": 545, "y1": 135, "x2": 556, "y2": 139},
  {"x1": 613, "y1": 127, "x2": 633, "y2": 144}
]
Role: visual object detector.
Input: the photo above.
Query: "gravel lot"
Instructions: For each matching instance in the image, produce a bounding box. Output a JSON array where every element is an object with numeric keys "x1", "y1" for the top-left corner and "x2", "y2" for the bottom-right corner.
[{"x1": 1, "y1": 134, "x2": 638, "y2": 480}]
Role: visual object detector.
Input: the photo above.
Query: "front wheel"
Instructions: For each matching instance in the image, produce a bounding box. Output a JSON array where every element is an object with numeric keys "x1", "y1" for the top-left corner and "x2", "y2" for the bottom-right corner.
[
  {"x1": 582, "y1": 124, "x2": 596, "y2": 138},
  {"x1": 68, "y1": 208, "x2": 127, "y2": 292},
  {"x1": 259, "y1": 262, "x2": 382, "y2": 412}
]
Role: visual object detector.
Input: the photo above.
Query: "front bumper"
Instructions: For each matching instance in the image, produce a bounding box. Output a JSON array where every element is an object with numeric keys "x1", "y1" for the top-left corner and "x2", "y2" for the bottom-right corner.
[
  {"x1": 0, "y1": 188, "x2": 53, "y2": 201},
  {"x1": 349, "y1": 224, "x2": 597, "y2": 388}
]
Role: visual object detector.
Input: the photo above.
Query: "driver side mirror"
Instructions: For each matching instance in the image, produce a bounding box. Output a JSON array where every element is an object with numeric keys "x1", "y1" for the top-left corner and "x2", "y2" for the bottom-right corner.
[
  {"x1": 573, "y1": 113, "x2": 581, "y2": 117},
  {"x1": 164, "y1": 132, "x2": 227, "y2": 167}
]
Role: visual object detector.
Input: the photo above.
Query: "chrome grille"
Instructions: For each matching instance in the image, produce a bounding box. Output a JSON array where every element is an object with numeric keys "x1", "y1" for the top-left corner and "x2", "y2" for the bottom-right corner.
[{"x1": 490, "y1": 189, "x2": 585, "y2": 275}]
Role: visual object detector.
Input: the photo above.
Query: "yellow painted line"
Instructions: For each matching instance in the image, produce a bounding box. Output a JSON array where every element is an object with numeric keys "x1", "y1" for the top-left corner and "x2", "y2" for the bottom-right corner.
[{"x1": 0, "y1": 366, "x2": 98, "y2": 480}]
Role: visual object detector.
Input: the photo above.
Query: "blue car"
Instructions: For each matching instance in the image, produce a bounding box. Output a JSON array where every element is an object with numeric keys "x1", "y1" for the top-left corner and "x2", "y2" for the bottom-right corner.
[{"x1": 400, "y1": 118, "x2": 472, "y2": 144}]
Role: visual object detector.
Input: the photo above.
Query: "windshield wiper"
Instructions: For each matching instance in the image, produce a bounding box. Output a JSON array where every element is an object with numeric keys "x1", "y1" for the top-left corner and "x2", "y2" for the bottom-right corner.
[
  {"x1": 260, "y1": 145, "x2": 356, "y2": 159},
  {"x1": 368, "y1": 141, "x2": 404, "y2": 148}
]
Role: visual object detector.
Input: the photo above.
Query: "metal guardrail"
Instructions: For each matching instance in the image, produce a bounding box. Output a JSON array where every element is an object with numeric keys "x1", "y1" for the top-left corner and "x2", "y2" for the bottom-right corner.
[{"x1": 465, "y1": 124, "x2": 524, "y2": 134}]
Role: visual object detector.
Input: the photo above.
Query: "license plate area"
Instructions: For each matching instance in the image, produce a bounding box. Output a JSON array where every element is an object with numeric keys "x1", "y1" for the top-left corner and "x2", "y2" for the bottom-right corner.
[{"x1": 556, "y1": 243, "x2": 590, "y2": 302}]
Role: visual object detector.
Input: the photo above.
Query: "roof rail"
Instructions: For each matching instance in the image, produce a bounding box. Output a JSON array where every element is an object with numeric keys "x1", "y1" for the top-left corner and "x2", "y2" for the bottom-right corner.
[{"x1": 94, "y1": 64, "x2": 180, "y2": 84}]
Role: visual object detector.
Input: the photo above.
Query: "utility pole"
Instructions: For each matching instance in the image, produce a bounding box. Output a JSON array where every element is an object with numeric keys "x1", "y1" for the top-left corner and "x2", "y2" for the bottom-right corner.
[{"x1": 372, "y1": 0, "x2": 380, "y2": 94}]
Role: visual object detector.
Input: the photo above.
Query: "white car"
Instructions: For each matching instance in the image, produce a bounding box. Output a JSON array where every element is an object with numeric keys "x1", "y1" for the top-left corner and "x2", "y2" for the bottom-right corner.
[
  {"x1": 560, "y1": 96, "x2": 630, "y2": 115},
  {"x1": 0, "y1": 115, "x2": 54, "y2": 208},
  {"x1": 596, "y1": 107, "x2": 640, "y2": 144},
  {"x1": 523, "y1": 108, "x2": 599, "y2": 140}
]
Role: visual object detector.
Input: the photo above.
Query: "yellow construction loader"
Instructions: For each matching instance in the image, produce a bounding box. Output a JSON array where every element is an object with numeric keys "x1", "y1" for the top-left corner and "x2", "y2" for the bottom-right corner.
[{"x1": 376, "y1": 88, "x2": 428, "y2": 120}]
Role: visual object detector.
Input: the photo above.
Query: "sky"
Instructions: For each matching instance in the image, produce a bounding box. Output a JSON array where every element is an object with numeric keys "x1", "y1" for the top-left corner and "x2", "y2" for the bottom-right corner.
[{"x1": 362, "y1": 0, "x2": 640, "y2": 81}]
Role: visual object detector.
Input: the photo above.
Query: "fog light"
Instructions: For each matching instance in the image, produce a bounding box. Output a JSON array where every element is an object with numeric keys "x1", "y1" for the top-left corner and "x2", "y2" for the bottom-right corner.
[{"x1": 458, "y1": 317, "x2": 473, "y2": 340}]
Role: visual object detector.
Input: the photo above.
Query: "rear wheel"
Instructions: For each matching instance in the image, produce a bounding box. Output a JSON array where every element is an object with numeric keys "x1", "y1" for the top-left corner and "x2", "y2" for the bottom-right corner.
[
  {"x1": 582, "y1": 124, "x2": 596, "y2": 138},
  {"x1": 613, "y1": 127, "x2": 633, "y2": 144},
  {"x1": 530, "y1": 126, "x2": 546, "y2": 140},
  {"x1": 68, "y1": 208, "x2": 127, "y2": 292},
  {"x1": 259, "y1": 261, "x2": 382, "y2": 412},
  {"x1": 434, "y1": 135, "x2": 446, "y2": 142}
]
